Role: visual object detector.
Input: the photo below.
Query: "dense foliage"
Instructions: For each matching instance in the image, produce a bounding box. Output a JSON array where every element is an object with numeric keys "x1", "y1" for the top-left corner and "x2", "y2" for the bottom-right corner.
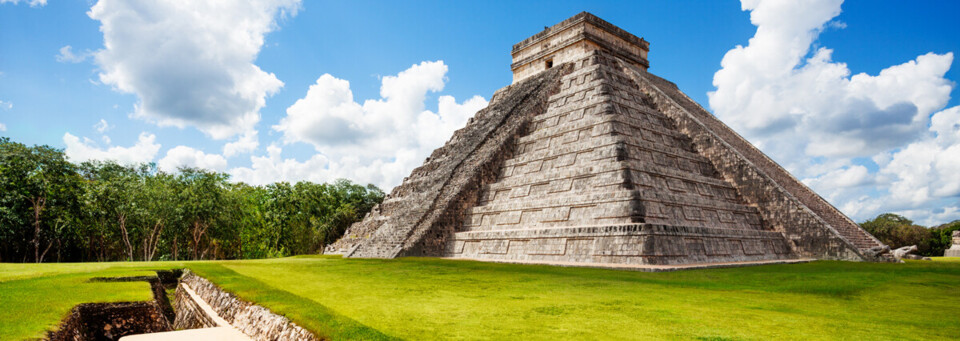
[
  {"x1": 860, "y1": 213, "x2": 960, "y2": 257},
  {"x1": 0, "y1": 137, "x2": 384, "y2": 262}
]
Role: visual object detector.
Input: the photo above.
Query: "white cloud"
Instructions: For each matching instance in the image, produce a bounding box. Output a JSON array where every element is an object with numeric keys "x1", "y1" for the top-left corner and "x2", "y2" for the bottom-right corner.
[
  {"x1": 878, "y1": 106, "x2": 960, "y2": 205},
  {"x1": 94, "y1": 119, "x2": 111, "y2": 133},
  {"x1": 223, "y1": 130, "x2": 259, "y2": 157},
  {"x1": 63, "y1": 132, "x2": 160, "y2": 164},
  {"x1": 710, "y1": 0, "x2": 958, "y2": 225},
  {"x1": 56, "y1": 45, "x2": 89, "y2": 63},
  {"x1": 158, "y1": 146, "x2": 228, "y2": 172},
  {"x1": 0, "y1": 100, "x2": 12, "y2": 110},
  {"x1": 0, "y1": 0, "x2": 46, "y2": 7},
  {"x1": 266, "y1": 60, "x2": 488, "y2": 188},
  {"x1": 87, "y1": 0, "x2": 300, "y2": 139},
  {"x1": 229, "y1": 144, "x2": 329, "y2": 185},
  {"x1": 0, "y1": 123, "x2": 6, "y2": 132}
]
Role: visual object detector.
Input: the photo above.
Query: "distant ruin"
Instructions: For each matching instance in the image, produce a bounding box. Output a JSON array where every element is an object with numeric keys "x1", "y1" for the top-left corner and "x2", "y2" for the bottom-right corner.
[
  {"x1": 327, "y1": 12, "x2": 890, "y2": 268},
  {"x1": 945, "y1": 231, "x2": 960, "y2": 257}
]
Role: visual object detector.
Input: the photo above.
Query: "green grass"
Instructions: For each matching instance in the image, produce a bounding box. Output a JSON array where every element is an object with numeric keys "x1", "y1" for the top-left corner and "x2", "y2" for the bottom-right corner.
[
  {"x1": 2, "y1": 257, "x2": 959, "y2": 340},
  {"x1": 0, "y1": 262, "x2": 184, "y2": 340}
]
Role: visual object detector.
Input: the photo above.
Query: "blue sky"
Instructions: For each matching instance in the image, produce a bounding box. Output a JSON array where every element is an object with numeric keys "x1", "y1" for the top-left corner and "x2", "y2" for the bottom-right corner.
[{"x1": 1, "y1": 0, "x2": 958, "y2": 225}]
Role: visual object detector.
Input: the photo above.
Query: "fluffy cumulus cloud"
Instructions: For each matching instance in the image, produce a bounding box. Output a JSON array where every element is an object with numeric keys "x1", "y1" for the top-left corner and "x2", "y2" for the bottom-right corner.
[
  {"x1": 87, "y1": 0, "x2": 300, "y2": 139},
  {"x1": 710, "y1": 0, "x2": 958, "y2": 225},
  {"x1": 158, "y1": 146, "x2": 228, "y2": 172},
  {"x1": 232, "y1": 61, "x2": 488, "y2": 187},
  {"x1": 63, "y1": 132, "x2": 161, "y2": 165},
  {"x1": 0, "y1": 0, "x2": 46, "y2": 7},
  {"x1": 223, "y1": 130, "x2": 259, "y2": 157},
  {"x1": 0, "y1": 123, "x2": 6, "y2": 132}
]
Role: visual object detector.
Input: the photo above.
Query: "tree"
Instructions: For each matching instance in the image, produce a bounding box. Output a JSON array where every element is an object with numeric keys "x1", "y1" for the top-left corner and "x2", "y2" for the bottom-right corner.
[
  {"x1": 0, "y1": 137, "x2": 386, "y2": 262},
  {"x1": 141, "y1": 171, "x2": 178, "y2": 261},
  {"x1": 178, "y1": 168, "x2": 228, "y2": 260},
  {"x1": 0, "y1": 138, "x2": 33, "y2": 261}
]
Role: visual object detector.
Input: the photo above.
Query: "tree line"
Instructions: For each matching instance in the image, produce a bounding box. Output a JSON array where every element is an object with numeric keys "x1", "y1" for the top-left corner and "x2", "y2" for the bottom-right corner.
[
  {"x1": 0, "y1": 137, "x2": 384, "y2": 263},
  {"x1": 860, "y1": 213, "x2": 960, "y2": 257}
]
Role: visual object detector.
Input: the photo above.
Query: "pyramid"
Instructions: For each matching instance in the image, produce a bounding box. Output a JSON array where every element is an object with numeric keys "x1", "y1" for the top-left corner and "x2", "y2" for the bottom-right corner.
[{"x1": 326, "y1": 12, "x2": 889, "y2": 267}]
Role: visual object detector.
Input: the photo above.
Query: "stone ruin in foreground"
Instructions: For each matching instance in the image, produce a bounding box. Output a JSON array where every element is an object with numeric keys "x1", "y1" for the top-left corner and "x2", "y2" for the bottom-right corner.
[{"x1": 326, "y1": 12, "x2": 891, "y2": 268}]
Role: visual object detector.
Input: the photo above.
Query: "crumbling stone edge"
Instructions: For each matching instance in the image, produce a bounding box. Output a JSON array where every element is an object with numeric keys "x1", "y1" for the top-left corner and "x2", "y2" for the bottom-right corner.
[
  {"x1": 175, "y1": 269, "x2": 320, "y2": 341},
  {"x1": 46, "y1": 274, "x2": 176, "y2": 341}
]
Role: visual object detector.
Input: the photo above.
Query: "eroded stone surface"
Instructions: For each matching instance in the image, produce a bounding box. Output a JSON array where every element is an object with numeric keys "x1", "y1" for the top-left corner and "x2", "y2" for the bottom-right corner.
[
  {"x1": 174, "y1": 271, "x2": 319, "y2": 341},
  {"x1": 329, "y1": 12, "x2": 888, "y2": 267},
  {"x1": 944, "y1": 230, "x2": 960, "y2": 257}
]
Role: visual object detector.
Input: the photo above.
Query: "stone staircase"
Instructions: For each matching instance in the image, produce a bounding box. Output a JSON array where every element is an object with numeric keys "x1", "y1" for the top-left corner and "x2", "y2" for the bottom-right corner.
[{"x1": 344, "y1": 65, "x2": 571, "y2": 258}]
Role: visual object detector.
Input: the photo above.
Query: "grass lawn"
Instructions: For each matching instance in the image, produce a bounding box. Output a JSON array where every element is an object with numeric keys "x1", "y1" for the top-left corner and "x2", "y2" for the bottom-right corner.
[{"x1": 2, "y1": 257, "x2": 958, "y2": 340}]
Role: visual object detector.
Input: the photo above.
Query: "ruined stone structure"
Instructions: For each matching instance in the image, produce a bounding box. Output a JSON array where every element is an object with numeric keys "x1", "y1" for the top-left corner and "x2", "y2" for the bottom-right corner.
[
  {"x1": 326, "y1": 12, "x2": 888, "y2": 267},
  {"x1": 170, "y1": 271, "x2": 318, "y2": 341},
  {"x1": 945, "y1": 231, "x2": 960, "y2": 257}
]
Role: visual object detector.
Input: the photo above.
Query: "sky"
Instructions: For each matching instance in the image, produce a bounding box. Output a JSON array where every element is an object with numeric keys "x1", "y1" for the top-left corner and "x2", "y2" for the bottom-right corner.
[{"x1": 0, "y1": 0, "x2": 958, "y2": 225}]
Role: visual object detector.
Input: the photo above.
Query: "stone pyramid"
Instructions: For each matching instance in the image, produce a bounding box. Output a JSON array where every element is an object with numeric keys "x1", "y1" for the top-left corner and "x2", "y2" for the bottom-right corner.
[{"x1": 326, "y1": 12, "x2": 888, "y2": 267}]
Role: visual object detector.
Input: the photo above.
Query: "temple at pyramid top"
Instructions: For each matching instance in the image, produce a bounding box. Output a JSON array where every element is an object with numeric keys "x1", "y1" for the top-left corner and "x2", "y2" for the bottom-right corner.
[
  {"x1": 327, "y1": 12, "x2": 892, "y2": 268},
  {"x1": 511, "y1": 12, "x2": 649, "y2": 83}
]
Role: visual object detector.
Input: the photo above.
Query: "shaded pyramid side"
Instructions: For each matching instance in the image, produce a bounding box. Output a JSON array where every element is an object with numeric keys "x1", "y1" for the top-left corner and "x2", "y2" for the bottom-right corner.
[
  {"x1": 620, "y1": 60, "x2": 886, "y2": 261},
  {"x1": 325, "y1": 64, "x2": 573, "y2": 258}
]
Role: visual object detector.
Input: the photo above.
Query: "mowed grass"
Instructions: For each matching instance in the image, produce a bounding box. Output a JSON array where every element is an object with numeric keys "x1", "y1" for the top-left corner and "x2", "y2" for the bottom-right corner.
[
  {"x1": 0, "y1": 261, "x2": 189, "y2": 340},
  {"x1": 2, "y1": 257, "x2": 959, "y2": 340}
]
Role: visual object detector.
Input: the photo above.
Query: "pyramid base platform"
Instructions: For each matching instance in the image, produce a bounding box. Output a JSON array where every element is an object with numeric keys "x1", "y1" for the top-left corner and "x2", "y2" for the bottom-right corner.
[
  {"x1": 444, "y1": 224, "x2": 798, "y2": 266},
  {"x1": 443, "y1": 257, "x2": 815, "y2": 272}
]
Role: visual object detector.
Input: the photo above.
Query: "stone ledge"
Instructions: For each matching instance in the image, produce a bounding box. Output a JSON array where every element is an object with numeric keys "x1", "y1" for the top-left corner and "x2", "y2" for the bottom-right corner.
[
  {"x1": 454, "y1": 224, "x2": 784, "y2": 240},
  {"x1": 443, "y1": 257, "x2": 815, "y2": 272}
]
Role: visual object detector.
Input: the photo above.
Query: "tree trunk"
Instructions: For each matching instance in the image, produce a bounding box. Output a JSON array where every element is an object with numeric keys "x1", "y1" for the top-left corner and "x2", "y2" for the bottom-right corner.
[
  {"x1": 118, "y1": 213, "x2": 133, "y2": 261},
  {"x1": 142, "y1": 220, "x2": 163, "y2": 261},
  {"x1": 39, "y1": 241, "x2": 52, "y2": 263},
  {"x1": 98, "y1": 231, "x2": 105, "y2": 262},
  {"x1": 29, "y1": 196, "x2": 47, "y2": 263},
  {"x1": 191, "y1": 221, "x2": 209, "y2": 260}
]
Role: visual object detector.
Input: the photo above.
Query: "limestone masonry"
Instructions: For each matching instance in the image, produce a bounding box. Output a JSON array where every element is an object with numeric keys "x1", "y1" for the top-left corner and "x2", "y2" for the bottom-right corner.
[
  {"x1": 945, "y1": 231, "x2": 960, "y2": 257},
  {"x1": 326, "y1": 12, "x2": 889, "y2": 267}
]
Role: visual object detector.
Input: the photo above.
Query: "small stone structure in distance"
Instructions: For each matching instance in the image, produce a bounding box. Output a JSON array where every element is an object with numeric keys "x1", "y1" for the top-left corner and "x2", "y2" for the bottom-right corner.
[
  {"x1": 945, "y1": 231, "x2": 960, "y2": 257},
  {"x1": 326, "y1": 12, "x2": 890, "y2": 268}
]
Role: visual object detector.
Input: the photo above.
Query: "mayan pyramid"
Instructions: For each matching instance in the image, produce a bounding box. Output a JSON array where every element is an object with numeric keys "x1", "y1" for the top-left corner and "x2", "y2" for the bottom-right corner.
[{"x1": 326, "y1": 12, "x2": 889, "y2": 267}]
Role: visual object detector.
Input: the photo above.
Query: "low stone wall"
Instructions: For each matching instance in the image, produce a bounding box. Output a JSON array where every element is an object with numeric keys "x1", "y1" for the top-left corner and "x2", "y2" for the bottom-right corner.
[
  {"x1": 174, "y1": 270, "x2": 319, "y2": 341},
  {"x1": 47, "y1": 302, "x2": 170, "y2": 341}
]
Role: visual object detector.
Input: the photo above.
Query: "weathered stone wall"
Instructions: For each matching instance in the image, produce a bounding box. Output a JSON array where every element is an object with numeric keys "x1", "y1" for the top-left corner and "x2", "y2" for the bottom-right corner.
[
  {"x1": 47, "y1": 302, "x2": 170, "y2": 341},
  {"x1": 442, "y1": 50, "x2": 795, "y2": 266},
  {"x1": 511, "y1": 12, "x2": 649, "y2": 83},
  {"x1": 174, "y1": 271, "x2": 319, "y2": 341},
  {"x1": 328, "y1": 12, "x2": 888, "y2": 266},
  {"x1": 945, "y1": 230, "x2": 960, "y2": 257},
  {"x1": 624, "y1": 62, "x2": 878, "y2": 261},
  {"x1": 328, "y1": 63, "x2": 572, "y2": 258},
  {"x1": 448, "y1": 224, "x2": 792, "y2": 265},
  {"x1": 171, "y1": 282, "x2": 220, "y2": 330}
]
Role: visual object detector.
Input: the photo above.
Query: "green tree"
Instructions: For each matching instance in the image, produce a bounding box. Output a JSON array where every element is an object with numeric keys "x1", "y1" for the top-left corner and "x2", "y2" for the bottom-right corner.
[{"x1": 178, "y1": 168, "x2": 229, "y2": 260}]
